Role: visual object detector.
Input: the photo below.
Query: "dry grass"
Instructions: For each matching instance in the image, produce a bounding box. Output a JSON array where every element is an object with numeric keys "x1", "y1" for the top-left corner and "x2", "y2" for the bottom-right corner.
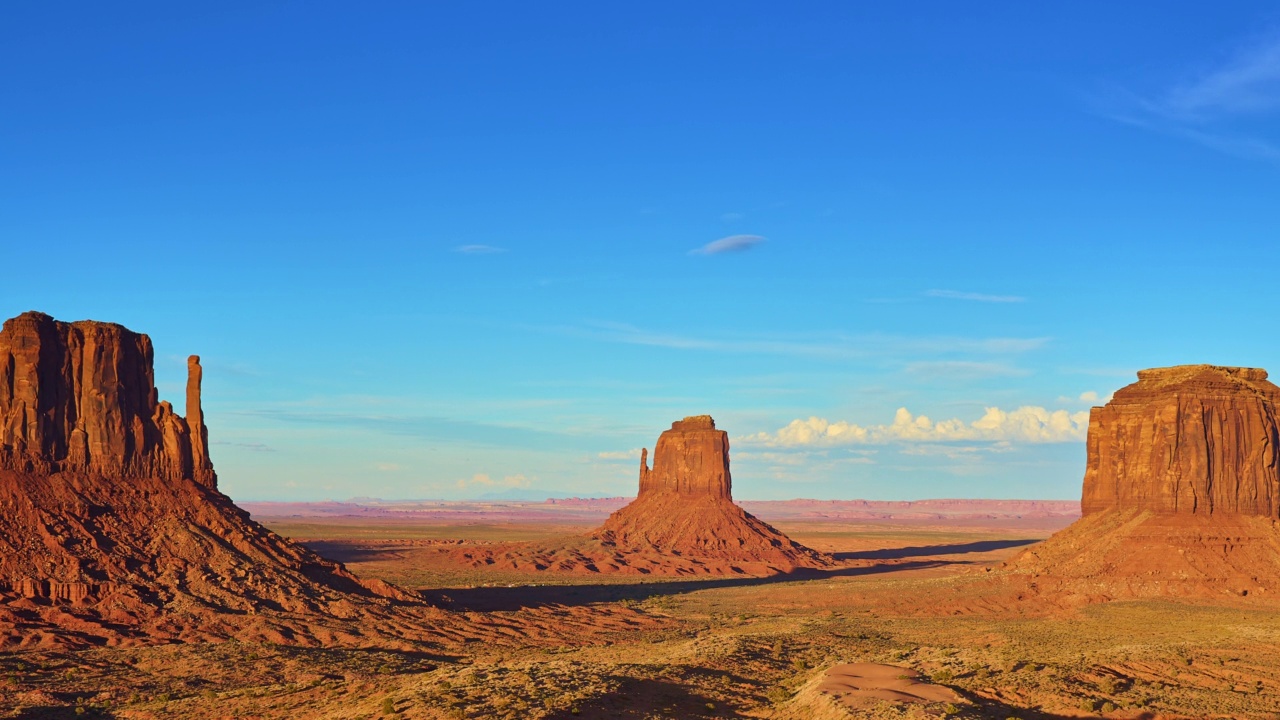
[{"x1": 5, "y1": 517, "x2": 1280, "y2": 719}]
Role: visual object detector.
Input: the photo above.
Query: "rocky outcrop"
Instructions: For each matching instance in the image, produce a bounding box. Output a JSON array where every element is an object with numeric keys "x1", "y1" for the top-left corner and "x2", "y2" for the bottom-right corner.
[
  {"x1": 1081, "y1": 365, "x2": 1280, "y2": 517},
  {"x1": 1000, "y1": 365, "x2": 1280, "y2": 605},
  {"x1": 637, "y1": 415, "x2": 731, "y2": 499},
  {"x1": 0, "y1": 311, "x2": 440, "y2": 649},
  {"x1": 0, "y1": 311, "x2": 215, "y2": 487},
  {"x1": 442, "y1": 415, "x2": 830, "y2": 575},
  {"x1": 594, "y1": 415, "x2": 828, "y2": 571}
]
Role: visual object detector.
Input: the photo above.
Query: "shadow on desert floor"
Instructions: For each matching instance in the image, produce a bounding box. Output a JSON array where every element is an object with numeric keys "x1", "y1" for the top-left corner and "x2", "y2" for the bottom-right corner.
[
  {"x1": 833, "y1": 538, "x2": 1041, "y2": 561},
  {"x1": 423, "y1": 560, "x2": 957, "y2": 612},
  {"x1": 540, "y1": 675, "x2": 743, "y2": 718}
]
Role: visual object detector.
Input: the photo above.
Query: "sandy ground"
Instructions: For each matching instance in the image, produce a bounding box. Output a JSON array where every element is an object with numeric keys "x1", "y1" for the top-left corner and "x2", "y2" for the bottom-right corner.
[{"x1": 5, "y1": 504, "x2": 1280, "y2": 719}]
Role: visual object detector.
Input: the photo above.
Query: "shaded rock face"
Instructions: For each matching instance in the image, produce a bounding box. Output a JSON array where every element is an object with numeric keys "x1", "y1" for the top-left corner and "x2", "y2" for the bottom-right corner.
[
  {"x1": 637, "y1": 415, "x2": 731, "y2": 500},
  {"x1": 0, "y1": 311, "x2": 429, "y2": 649},
  {"x1": 1081, "y1": 365, "x2": 1280, "y2": 517},
  {"x1": 0, "y1": 311, "x2": 215, "y2": 487},
  {"x1": 594, "y1": 415, "x2": 828, "y2": 571}
]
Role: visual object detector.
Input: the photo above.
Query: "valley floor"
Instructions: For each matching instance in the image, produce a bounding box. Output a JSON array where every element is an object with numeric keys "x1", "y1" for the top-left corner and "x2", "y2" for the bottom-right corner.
[{"x1": 5, "y1": 509, "x2": 1280, "y2": 719}]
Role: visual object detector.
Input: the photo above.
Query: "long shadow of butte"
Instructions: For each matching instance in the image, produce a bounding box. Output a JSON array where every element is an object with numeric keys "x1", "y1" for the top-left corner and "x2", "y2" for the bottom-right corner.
[
  {"x1": 834, "y1": 538, "x2": 1040, "y2": 561},
  {"x1": 425, "y1": 560, "x2": 953, "y2": 612}
]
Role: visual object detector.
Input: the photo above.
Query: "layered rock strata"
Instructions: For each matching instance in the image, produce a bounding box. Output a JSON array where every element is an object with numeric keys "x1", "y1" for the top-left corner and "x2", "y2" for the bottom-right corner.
[{"x1": 1080, "y1": 365, "x2": 1280, "y2": 516}]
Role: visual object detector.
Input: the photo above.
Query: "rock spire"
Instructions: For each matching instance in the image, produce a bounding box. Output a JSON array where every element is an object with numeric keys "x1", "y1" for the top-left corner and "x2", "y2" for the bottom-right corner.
[{"x1": 0, "y1": 311, "x2": 216, "y2": 487}]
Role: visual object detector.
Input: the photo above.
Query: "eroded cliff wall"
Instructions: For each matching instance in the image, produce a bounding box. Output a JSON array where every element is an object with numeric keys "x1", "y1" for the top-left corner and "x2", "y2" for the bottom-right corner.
[
  {"x1": 1081, "y1": 364, "x2": 1280, "y2": 517},
  {"x1": 0, "y1": 311, "x2": 216, "y2": 487}
]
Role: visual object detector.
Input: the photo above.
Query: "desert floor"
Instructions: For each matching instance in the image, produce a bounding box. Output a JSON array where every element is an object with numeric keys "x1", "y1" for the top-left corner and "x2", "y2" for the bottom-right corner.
[{"x1": 5, "y1": 507, "x2": 1280, "y2": 720}]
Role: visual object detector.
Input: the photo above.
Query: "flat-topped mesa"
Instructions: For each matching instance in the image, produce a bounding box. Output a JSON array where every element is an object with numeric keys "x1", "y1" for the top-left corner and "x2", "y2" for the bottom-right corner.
[
  {"x1": 637, "y1": 414, "x2": 732, "y2": 500},
  {"x1": 1081, "y1": 364, "x2": 1280, "y2": 517},
  {"x1": 0, "y1": 311, "x2": 216, "y2": 487}
]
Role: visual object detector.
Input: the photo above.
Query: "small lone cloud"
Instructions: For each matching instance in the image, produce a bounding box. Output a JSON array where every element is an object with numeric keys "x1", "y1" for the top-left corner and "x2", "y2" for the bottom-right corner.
[
  {"x1": 375, "y1": 462, "x2": 401, "y2": 472},
  {"x1": 690, "y1": 234, "x2": 765, "y2": 256},
  {"x1": 454, "y1": 244, "x2": 506, "y2": 255},
  {"x1": 720, "y1": 212, "x2": 744, "y2": 222},
  {"x1": 926, "y1": 289, "x2": 1025, "y2": 303}
]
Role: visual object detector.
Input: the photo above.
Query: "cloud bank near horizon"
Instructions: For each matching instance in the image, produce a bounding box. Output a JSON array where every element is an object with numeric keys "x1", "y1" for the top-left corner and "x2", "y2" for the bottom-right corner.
[{"x1": 741, "y1": 405, "x2": 1090, "y2": 448}]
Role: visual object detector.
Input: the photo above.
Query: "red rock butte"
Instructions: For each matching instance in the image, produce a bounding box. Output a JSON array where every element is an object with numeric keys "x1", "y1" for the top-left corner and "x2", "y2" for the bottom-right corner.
[
  {"x1": 1081, "y1": 364, "x2": 1280, "y2": 517},
  {"x1": 0, "y1": 312, "x2": 215, "y2": 486},
  {"x1": 0, "y1": 311, "x2": 443, "y2": 649},
  {"x1": 1005, "y1": 364, "x2": 1280, "y2": 602},
  {"x1": 594, "y1": 415, "x2": 828, "y2": 571}
]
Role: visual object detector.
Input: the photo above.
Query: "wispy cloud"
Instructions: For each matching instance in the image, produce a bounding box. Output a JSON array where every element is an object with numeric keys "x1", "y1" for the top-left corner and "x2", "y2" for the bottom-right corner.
[
  {"x1": 212, "y1": 440, "x2": 276, "y2": 452},
  {"x1": 454, "y1": 244, "x2": 506, "y2": 255},
  {"x1": 926, "y1": 289, "x2": 1025, "y2": 303},
  {"x1": 904, "y1": 360, "x2": 1030, "y2": 379},
  {"x1": 1099, "y1": 31, "x2": 1280, "y2": 162},
  {"x1": 597, "y1": 448, "x2": 643, "y2": 460},
  {"x1": 690, "y1": 234, "x2": 765, "y2": 255},
  {"x1": 552, "y1": 321, "x2": 1049, "y2": 361},
  {"x1": 741, "y1": 405, "x2": 1090, "y2": 448}
]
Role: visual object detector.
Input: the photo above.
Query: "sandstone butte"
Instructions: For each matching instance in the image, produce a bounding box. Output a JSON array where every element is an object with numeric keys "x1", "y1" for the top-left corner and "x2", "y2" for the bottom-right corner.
[
  {"x1": 1004, "y1": 364, "x2": 1280, "y2": 602},
  {"x1": 447, "y1": 415, "x2": 830, "y2": 575},
  {"x1": 594, "y1": 415, "x2": 828, "y2": 569},
  {"x1": 0, "y1": 311, "x2": 442, "y2": 649}
]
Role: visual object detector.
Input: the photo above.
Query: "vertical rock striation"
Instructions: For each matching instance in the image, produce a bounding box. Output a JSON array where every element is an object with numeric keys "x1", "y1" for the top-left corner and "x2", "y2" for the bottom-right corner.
[
  {"x1": 1080, "y1": 365, "x2": 1280, "y2": 517},
  {"x1": 1004, "y1": 364, "x2": 1280, "y2": 603},
  {"x1": 0, "y1": 311, "x2": 216, "y2": 487},
  {"x1": 637, "y1": 415, "x2": 732, "y2": 500}
]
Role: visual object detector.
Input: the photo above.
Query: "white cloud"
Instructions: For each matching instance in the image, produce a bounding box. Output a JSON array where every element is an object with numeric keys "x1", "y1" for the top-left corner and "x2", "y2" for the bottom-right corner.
[
  {"x1": 741, "y1": 405, "x2": 1090, "y2": 448},
  {"x1": 454, "y1": 244, "x2": 506, "y2": 254},
  {"x1": 721, "y1": 212, "x2": 744, "y2": 222},
  {"x1": 1100, "y1": 32, "x2": 1280, "y2": 162},
  {"x1": 597, "y1": 448, "x2": 643, "y2": 460},
  {"x1": 375, "y1": 462, "x2": 401, "y2": 472},
  {"x1": 1056, "y1": 390, "x2": 1114, "y2": 405},
  {"x1": 689, "y1": 234, "x2": 765, "y2": 255},
  {"x1": 925, "y1": 289, "x2": 1026, "y2": 303},
  {"x1": 456, "y1": 473, "x2": 532, "y2": 489}
]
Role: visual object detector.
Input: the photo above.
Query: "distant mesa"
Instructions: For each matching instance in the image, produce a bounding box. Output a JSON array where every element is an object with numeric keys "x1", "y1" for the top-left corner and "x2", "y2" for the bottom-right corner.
[
  {"x1": 1005, "y1": 364, "x2": 1280, "y2": 602},
  {"x1": 447, "y1": 414, "x2": 830, "y2": 575},
  {"x1": 0, "y1": 311, "x2": 432, "y2": 649}
]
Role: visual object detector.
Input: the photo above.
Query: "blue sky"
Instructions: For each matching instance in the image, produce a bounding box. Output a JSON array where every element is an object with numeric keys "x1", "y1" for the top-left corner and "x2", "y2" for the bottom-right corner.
[{"x1": 4, "y1": 2, "x2": 1280, "y2": 501}]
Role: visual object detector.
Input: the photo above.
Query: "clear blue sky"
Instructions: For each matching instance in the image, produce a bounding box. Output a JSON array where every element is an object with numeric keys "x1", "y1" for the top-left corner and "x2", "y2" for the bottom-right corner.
[{"x1": 4, "y1": 3, "x2": 1280, "y2": 501}]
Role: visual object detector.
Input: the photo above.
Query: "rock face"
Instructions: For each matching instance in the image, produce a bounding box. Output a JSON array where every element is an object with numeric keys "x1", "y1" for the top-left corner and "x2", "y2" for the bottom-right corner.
[
  {"x1": 0, "y1": 311, "x2": 434, "y2": 649},
  {"x1": 0, "y1": 311, "x2": 215, "y2": 487},
  {"x1": 637, "y1": 415, "x2": 731, "y2": 499},
  {"x1": 594, "y1": 415, "x2": 827, "y2": 571},
  {"x1": 1080, "y1": 365, "x2": 1280, "y2": 517},
  {"x1": 1003, "y1": 365, "x2": 1280, "y2": 604}
]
